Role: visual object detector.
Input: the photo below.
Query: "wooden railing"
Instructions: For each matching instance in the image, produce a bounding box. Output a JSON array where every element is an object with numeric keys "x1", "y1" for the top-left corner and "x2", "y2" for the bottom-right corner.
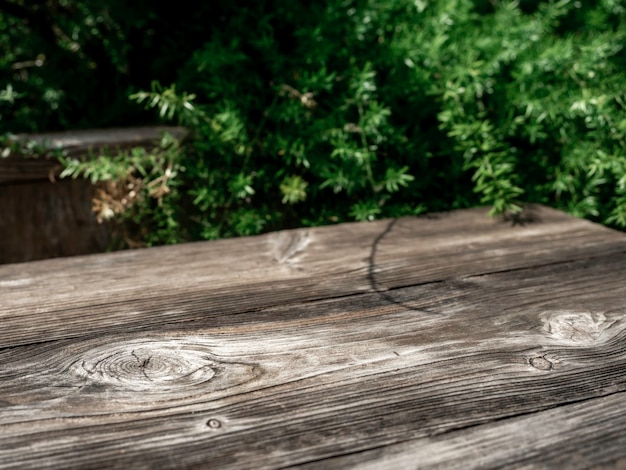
[{"x1": 1, "y1": 126, "x2": 187, "y2": 183}]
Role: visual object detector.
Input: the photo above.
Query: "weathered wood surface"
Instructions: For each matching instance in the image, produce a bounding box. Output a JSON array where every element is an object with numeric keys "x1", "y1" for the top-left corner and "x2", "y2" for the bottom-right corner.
[{"x1": 1, "y1": 205, "x2": 625, "y2": 469}]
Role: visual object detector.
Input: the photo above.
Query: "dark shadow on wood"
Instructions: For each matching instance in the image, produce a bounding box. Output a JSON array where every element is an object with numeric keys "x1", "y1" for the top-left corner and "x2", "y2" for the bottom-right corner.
[
  {"x1": 367, "y1": 218, "x2": 439, "y2": 314},
  {"x1": 367, "y1": 206, "x2": 546, "y2": 312}
]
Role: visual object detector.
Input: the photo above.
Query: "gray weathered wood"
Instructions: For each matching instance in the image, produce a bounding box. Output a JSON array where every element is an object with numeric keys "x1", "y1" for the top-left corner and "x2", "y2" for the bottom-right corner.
[
  {"x1": 0, "y1": 205, "x2": 625, "y2": 469},
  {"x1": 0, "y1": 206, "x2": 623, "y2": 347},
  {"x1": 298, "y1": 392, "x2": 626, "y2": 469}
]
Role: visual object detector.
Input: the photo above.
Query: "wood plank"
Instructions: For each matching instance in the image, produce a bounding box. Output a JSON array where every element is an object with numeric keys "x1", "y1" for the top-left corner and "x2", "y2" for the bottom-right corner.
[
  {"x1": 0, "y1": 205, "x2": 624, "y2": 348},
  {"x1": 1, "y1": 252, "x2": 625, "y2": 468},
  {"x1": 297, "y1": 392, "x2": 626, "y2": 469}
]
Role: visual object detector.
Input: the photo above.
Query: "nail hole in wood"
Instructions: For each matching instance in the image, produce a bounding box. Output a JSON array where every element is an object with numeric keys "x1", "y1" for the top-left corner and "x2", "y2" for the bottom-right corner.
[{"x1": 207, "y1": 419, "x2": 222, "y2": 429}]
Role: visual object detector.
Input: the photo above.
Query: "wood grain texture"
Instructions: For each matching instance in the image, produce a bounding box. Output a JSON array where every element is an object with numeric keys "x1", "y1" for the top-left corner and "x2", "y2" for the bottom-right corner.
[
  {"x1": 298, "y1": 392, "x2": 626, "y2": 470},
  {"x1": 0, "y1": 205, "x2": 625, "y2": 469},
  {"x1": 0, "y1": 205, "x2": 624, "y2": 348}
]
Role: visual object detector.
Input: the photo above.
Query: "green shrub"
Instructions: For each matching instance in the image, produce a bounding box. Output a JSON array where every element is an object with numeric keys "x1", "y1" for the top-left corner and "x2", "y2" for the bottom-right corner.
[{"x1": 3, "y1": 0, "x2": 626, "y2": 246}]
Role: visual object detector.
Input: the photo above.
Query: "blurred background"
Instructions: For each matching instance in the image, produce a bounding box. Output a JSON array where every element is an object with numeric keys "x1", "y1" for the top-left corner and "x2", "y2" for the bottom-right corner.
[{"x1": 1, "y1": 0, "x2": 625, "y2": 259}]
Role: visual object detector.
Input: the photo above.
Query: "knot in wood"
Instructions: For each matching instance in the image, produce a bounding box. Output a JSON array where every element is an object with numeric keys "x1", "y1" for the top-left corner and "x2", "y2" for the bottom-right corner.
[
  {"x1": 529, "y1": 356, "x2": 553, "y2": 371},
  {"x1": 541, "y1": 310, "x2": 615, "y2": 345},
  {"x1": 271, "y1": 230, "x2": 310, "y2": 265},
  {"x1": 72, "y1": 340, "x2": 217, "y2": 393}
]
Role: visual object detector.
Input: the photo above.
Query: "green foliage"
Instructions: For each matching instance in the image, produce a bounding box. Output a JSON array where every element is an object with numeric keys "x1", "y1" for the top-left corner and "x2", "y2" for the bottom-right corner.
[
  {"x1": 130, "y1": 82, "x2": 206, "y2": 127},
  {"x1": 0, "y1": 84, "x2": 21, "y2": 104},
  {"x1": 2, "y1": 0, "x2": 625, "y2": 248},
  {"x1": 280, "y1": 175, "x2": 308, "y2": 205},
  {"x1": 59, "y1": 132, "x2": 186, "y2": 246}
]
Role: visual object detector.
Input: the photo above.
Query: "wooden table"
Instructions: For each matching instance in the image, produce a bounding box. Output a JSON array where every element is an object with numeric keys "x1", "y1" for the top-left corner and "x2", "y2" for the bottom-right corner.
[{"x1": 1, "y1": 205, "x2": 625, "y2": 469}]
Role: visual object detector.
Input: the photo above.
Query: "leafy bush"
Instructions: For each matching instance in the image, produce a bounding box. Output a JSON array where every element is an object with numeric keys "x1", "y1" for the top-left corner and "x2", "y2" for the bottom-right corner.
[
  {"x1": 2, "y1": 0, "x2": 625, "y2": 247},
  {"x1": 59, "y1": 132, "x2": 186, "y2": 246}
]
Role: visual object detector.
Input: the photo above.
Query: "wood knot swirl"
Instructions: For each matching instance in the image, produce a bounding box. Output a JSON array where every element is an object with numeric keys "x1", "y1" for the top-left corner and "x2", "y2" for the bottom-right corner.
[
  {"x1": 540, "y1": 310, "x2": 617, "y2": 345},
  {"x1": 69, "y1": 338, "x2": 257, "y2": 395},
  {"x1": 529, "y1": 356, "x2": 553, "y2": 371},
  {"x1": 271, "y1": 230, "x2": 310, "y2": 265}
]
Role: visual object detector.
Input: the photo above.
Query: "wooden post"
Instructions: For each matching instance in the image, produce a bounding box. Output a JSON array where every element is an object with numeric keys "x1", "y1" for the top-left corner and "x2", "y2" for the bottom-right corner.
[{"x1": 0, "y1": 126, "x2": 187, "y2": 264}]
